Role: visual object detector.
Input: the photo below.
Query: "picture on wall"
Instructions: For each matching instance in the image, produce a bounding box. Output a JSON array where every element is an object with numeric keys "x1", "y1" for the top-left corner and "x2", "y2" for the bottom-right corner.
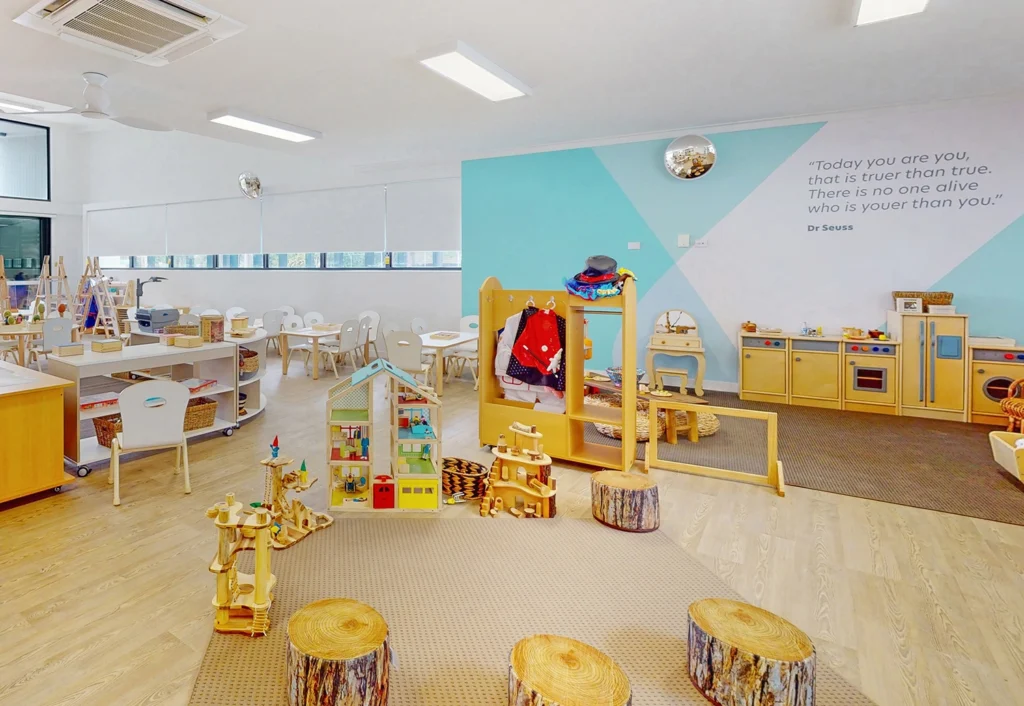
[{"x1": 895, "y1": 298, "x2": 923, "y2": 314}]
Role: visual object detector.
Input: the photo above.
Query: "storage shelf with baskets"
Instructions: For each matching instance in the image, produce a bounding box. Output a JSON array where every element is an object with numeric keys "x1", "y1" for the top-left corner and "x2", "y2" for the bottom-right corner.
[{"x1": 46, "y1": 340, "x2": 243, "y2": 475}]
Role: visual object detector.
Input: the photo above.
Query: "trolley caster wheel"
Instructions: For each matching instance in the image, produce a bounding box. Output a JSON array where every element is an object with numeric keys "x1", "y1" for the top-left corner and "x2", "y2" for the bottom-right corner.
[
  {"x1": 77, "y1": 466, "x2": 91, "y2": 478},
  {"x1": 223, "y1": 427, "x2": 234, "y2": 437},
  {"x1": 53, "y1": 486, "x2": 63, "y2": 493},
  {"x1": 129, "y1": 373, "x2": 139, "y2": 380}
]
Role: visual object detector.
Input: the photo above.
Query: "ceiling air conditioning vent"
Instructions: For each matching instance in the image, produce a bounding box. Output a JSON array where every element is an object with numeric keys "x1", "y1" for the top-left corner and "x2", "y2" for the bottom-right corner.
[{"x1": 14, "y1": 0, "x2": 245, "y2": 66}]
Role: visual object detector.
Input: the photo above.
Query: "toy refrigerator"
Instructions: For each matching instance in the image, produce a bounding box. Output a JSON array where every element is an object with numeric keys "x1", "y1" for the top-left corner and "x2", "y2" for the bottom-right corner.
[{"x1": 888, "y1": 312, "x2": 968, "y2": 422}]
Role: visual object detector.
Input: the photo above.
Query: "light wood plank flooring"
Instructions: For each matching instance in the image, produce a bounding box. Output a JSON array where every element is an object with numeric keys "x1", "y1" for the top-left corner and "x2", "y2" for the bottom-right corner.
[{"x1": 1, "y1": 362, "x2": 1022, "y2": 705}]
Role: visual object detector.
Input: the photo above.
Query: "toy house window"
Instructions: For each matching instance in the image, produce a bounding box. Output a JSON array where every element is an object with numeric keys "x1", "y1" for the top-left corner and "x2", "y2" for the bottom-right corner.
[
  {"x1": 402, "y1": 487, "x2": 411, "y2": 494},
  {"x1": 413, "y1": 487, "x2": 423, "y2": 494},
  {"x1": 425, "y1": 487, "x2": 434, "y2": 494}
]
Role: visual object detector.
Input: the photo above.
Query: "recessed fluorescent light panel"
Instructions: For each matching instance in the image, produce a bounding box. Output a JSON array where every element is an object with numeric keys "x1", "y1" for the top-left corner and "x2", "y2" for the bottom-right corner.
[
  {"x1": 0, "y1": 91, "x2": 69, "y2": 114},
  {"x1": 420, "y1": 41, "x2": 530, "y2": 102},
  {"x1": 855, "y1": 0, "x2": 929, "y2": 26},
  {"x1": 0, "y1": 100, "x2": 38, "y2": 113},
  {"x1": 207, "y1": 110, "x2": 321, "y2": 143}
]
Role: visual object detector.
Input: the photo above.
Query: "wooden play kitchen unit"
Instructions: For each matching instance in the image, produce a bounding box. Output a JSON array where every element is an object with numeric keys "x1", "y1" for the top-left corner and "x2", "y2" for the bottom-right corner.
[
  {"x1": 887, "y1": 311, "x2": 968, "y2": 421},
  {"x1": 969, "y1": 344, "x2": 1024, "y2": 426},
  {"x1": 0, "y1": 360, "x2": 74, "y2": 503}
]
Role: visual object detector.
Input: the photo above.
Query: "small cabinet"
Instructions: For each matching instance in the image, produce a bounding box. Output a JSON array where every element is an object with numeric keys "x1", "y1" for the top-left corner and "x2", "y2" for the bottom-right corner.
[
  {"x1": 790, "y1": 341, "x2": 840, "y2": 407},
  {"x1": 740, "y1": 336, "x2": 788, "y2": 401}
]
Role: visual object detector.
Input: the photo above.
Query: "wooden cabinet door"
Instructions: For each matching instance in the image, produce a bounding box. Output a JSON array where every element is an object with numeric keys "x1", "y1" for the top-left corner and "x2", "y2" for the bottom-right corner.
[
  {"x1": 900, "y1": 316, "x2": 927, "y2": 408},
  {"x1": 929, "y1": 316, "x2": 966, "y2": 411},
  {"x1": 742, "y1": 349, "x2": 787, "y2": 395},
  {"x1": 791, "y1": 351, "x2": 839, "y2": 400},
  {"x1": 845, "y1": 357, "x2": 897, "y2": 404}
]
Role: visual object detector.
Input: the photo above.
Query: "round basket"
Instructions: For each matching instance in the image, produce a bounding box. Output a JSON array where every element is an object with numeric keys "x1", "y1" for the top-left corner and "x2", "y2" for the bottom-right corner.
[
  {"x1": 239, "y1": 347, "x2": 260, "y2": 380},
  {"x1": 441, "y1": 457, "x2": 489, "y2": 498},
  {"x1": 586, "y1": 393, "x2": 720, "y2": 442}
]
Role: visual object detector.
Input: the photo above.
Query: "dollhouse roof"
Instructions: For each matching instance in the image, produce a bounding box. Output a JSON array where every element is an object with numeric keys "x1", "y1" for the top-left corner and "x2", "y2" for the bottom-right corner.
[{"x1": 328, "y1": 359, "x2": 440, "y2": 405}]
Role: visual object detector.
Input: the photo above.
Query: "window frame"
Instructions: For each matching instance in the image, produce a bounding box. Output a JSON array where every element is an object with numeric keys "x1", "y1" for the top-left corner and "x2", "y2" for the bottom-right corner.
[
  {"x1": 115, "y1": 251, "x2": 461, "y2": 271},
  {"x1": 0, "y1": 117, "x2": 51, "y2": 202}
]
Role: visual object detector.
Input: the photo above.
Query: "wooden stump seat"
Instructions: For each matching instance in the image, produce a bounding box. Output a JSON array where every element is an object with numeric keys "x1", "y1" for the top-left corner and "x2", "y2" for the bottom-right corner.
[
  {"x1": 687, "y1": 598, "x2": 815, "y2": 706},
  {"x1": 286, "y1": 598, "x2": 390, "y2": 706},
  {"x1": 509, "y1": 634, "x2": 631, "y2": 706},
  {"x1": 590, "y1": 471, "x2": 660, "y2": 532}
]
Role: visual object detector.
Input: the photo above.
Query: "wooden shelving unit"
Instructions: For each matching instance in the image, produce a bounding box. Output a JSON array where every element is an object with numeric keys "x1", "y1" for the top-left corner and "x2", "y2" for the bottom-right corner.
[{"x1": 478, "y1": 276, "x2": 637, "y2": 471}]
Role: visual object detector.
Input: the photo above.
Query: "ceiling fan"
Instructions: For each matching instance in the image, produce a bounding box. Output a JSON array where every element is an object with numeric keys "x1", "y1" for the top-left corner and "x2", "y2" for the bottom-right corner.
[{"x1": 0, "y1": 72, "x2": 171, "y2": 132}]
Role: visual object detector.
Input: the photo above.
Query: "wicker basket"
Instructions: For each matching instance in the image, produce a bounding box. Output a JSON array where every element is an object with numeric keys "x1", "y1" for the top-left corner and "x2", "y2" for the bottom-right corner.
[
  {"x1": 441, "y1": 457, "x2": 490, "y2": 498},
  {"x1": 93, "y1": 413, "x2": 122, "y2": 448},
  {"x1": 892, "y1": 291, "x2": 953, "y2": 312},
  {"x1": 239, "y1": 347, "x2": 260, "y2": 379},
  {"x1": 184, "y1": 397, "x2": 218, "y2": 431},
  {"x1": 164, "y1": 324, "x2": 200, "y2": 336},
  {"x1": 585, "y1": 393, "x2": 720, "y2": 442}
]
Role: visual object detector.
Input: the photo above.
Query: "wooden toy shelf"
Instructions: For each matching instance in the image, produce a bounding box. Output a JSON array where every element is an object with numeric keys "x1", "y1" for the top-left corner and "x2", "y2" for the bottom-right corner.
[{"x1": 478, "y1": 276, "x2": 637, "y2": 471}]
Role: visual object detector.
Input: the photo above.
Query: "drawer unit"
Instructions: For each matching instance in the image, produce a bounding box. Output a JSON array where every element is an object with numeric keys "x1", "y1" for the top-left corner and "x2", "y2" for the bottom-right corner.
[
  {"x1": 649, "y1": 334, "x2": 702, "y2": 350},
  {"x1": 970, "y1": 348, "x2": 1024, "y2": 425},
  {"x1": 740, "y1": 336, "x2": 788, "y2": 402},
  {"x1": 790, "y1": 340, "x2": 840, "y2": 409}
]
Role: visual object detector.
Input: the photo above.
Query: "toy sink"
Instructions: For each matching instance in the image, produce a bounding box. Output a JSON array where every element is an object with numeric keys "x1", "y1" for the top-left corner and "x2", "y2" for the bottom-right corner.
[{"x1": 990, "y1": 431, "x2": 1024, "y2": 483}]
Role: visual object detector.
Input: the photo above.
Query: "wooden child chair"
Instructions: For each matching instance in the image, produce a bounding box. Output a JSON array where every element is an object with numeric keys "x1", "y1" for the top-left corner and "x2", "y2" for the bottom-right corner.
[
  {"x1": 109, "y1": 380, "x2": 191, "y2": 507},
  {"x1": 358, "y1": 310, "x2": 381, "y2": 359},
  {"x1": 386, "y1": 331, "x2": 432, "y2": 387},
  {"x1": 28, "y1": 318, "x2": 74, "y2": 370},
  {"x1": 261, "y1": 309, "x2": 285, "y2": 355}
]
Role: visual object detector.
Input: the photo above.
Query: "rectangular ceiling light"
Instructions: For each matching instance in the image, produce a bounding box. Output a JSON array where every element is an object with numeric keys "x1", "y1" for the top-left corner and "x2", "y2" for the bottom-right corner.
[
  {"x1": 420, "y1": 40, "x2": 530, "y2": 102},
  {"x1": 0, "y1": 100, "x2": 39, "y2": 113},
  {"x1": 208, "y1": 110, "x2": 321, "y2": 143},
  {"x1": 855, "y1": 0, "x2": 930, "y2": 26}
]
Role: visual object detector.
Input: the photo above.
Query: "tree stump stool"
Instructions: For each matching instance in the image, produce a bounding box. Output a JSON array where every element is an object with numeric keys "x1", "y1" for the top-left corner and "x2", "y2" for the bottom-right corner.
[
  {"x1": 508, "y1": 634, "x2": 632, "y2": 706},
  {"x1": 590, "y1": 471, "x2": 660, "y2": 532},
  {"x1": 687, "y1": 598, "x2": 815, "y2": 706},
  {"x1": 286, "y1": 598, "x2": 390, "y2": 706}
]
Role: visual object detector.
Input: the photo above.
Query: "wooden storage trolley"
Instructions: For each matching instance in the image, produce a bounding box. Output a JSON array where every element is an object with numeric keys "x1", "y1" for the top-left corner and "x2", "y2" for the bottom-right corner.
[{"x1": 478, "y1": 277, "x2": 637, "y2": 470}]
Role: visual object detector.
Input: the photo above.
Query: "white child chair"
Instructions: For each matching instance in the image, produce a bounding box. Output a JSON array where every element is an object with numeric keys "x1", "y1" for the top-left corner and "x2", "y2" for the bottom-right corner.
[
  {"x1": 179, "y1": 313, "x2": 200, "y2": 326},
  {"x1": 356, "y1": 317, "x2": 372, "y2": 366},
  {"x1": 386, "y1": 331, "x2": 432, "y2": 387},
  {"x1": 303, "y1": 311, "x2": 325, "y2": 328},
  {"x1": 283, "y1": 314, "x2": 313, "y2": 372},
  {"x1": 109, "y1": 380, "x2": 191, "y2": 507},
  {"x1": 446, "y1": 315, "x2": 480, "y2": 389},
  {"x1": 334, "y1": 319, "x2": 362, "y2": 371},
  {"x1": 410, "y1": 317, "x2": 429, "y2": 335},
  {"x1": 225, "y1": 306, "x2": 246, "y2": 320},
  {"x1": 200, "y1": 309, "x2": 222, "y2": 317},
  {"x1": 262, "y1": 309, "x2": 285, "y2": 355},
  {"x1": 28, "y1": 318, "x2": 74, "y2": 371},
  {"x1": 357, "y1": 310, "x2": 381, "y2": 359},
  {"x1": 278, "y1": 305, "x2": 296, "y2": 317}
]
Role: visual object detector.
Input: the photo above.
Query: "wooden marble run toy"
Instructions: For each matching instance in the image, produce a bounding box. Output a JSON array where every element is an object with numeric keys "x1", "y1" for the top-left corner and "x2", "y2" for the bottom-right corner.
[
  {"x1": 205, "y1": 493, "x2": 276, "y2": 636},
  {"x1": 480, "y1": 422, "x2": 557, "y2": 519},
  {"x1": 262, "y1": 436, "x2": 333, "y2": 549}
]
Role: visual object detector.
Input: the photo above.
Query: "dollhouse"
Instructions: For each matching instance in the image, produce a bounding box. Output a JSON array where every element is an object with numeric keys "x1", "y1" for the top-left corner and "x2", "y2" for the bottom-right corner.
[{"x1": 326, "y1": 360, "x2": 443, "y2": 513}]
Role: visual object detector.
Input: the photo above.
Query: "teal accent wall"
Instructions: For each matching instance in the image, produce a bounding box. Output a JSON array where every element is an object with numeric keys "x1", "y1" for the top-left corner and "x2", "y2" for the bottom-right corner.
[{"x1": 461, "y1": 123, "x2": 824, "y2": 378}]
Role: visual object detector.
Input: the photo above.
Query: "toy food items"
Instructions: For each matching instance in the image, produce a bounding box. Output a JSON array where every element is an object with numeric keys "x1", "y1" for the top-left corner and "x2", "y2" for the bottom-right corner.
[
  {"x1": 741, "y1": 321, "x2": 758, "y2": 332},
  {"x1": 868, "y1": 329, "x2": 883, "y2": 339}
]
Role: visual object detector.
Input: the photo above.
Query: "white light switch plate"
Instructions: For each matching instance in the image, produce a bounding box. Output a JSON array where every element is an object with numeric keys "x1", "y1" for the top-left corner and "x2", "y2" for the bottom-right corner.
[
  {"x1": 628, "y1": 242, "x2": 641, "y2": 250},
  {"x1": 694, "y1": 237, "x2": 709, "y2": 248},
  {"x1": 677, "y1": 234, "x2": 690, "y2": 248}
]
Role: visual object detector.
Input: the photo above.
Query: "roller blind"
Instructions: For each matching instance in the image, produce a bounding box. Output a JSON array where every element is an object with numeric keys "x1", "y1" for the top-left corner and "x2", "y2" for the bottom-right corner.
[
  {"x1": 166, "y1": 198, "x2": 261, "y2": 255},
  {"x1": 261, "y1": 186, "x2": 386, "y2": 253},
  {"x1": 385, "y1": 178, "x2": 461, "y2": 252},
  {"x1": 87, "y1": 205, "x2": 166, "y2": 256}
]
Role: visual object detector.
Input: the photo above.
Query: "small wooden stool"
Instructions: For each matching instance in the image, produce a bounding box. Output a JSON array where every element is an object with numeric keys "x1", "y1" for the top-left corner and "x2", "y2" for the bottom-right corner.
[
  {"x1": 509, "y1": 634, "x2": 632, "y2": 706},
  {"x1": 687, "y1": 598, "x2": 815, "y2": 706},
  {"x1": 286, "y1": 598, "x2": 390, "y2": 706},
  {"x1": 590, "y1": 471, "x2": 660, "y2": 532}
]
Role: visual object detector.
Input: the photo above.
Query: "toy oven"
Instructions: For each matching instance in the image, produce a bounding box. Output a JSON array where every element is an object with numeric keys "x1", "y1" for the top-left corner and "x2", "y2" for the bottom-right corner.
[{"x1": 845, "y1": 343, "x2": 897, "y2": 404}]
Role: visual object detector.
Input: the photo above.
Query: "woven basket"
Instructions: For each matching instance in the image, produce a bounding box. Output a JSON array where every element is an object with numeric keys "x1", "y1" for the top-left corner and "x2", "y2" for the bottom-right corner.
[
  {"x1": 164, "y1": 324, "x2": 199, "y2": 336},
  {"x1": 585, "y1": 393, "x2": 720, "y2": 442},
  {"x1": 93, "y1": 413, "x2": 122, "y2": 448},
  {"x1": 441, "y1": 457, "x2": 490, "y2": 498},
  {"x1": 239, "y1": 347, "x2": 260, "y2": 379},
  {"x1": 184, "y1": 397, "x2": 218, "y2": 432},
  {"x1": 892, "y1": 291, "x2": 953, "y2": 312}
]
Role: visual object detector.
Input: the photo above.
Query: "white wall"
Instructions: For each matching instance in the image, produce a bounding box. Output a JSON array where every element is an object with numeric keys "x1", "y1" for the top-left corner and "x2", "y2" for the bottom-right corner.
[{"x1": 81, "y1": 128, "x2": 462, "y2": 328}]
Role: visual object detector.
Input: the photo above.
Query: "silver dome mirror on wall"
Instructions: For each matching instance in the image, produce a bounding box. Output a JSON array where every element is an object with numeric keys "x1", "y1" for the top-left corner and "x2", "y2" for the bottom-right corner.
[
  {"x1": 238, "y1": 172, "x2": 263, "y2": 199},
  {"x1": 664, "y1": 135, "x2": 717, "y2": 180}
]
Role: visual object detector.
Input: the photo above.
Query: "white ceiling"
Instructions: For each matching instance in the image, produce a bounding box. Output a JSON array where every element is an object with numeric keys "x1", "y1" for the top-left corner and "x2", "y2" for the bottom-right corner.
[{"x1": 1, "y1": 0, "x2": 1023, "y2": 165}]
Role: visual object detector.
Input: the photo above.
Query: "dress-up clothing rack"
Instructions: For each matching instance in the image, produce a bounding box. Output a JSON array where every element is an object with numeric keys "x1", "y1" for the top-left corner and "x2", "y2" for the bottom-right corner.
[{"x1": 478, "y1": 276, "x2": 637, "y2": 471}]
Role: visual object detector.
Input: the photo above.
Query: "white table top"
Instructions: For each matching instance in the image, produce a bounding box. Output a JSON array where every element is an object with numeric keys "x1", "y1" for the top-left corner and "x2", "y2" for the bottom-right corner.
[
  {"x1": 420, "y1": 331, "x2": 479, "y2": 350},
  {"x1": 282, "y1": 327, "x2": 340, "y2": 339},
  {"x1": 47, "y1": 340, "x2": 237, "y2": 376}
]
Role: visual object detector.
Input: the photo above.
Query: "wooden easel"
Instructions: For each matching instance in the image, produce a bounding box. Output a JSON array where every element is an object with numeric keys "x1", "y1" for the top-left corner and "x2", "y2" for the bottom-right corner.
[
  {"x1": 30, "y1": 256, "x2": 73, "y2": 319},
  {"x1": 73, "y1": 258, "x2": 119, "y2": 338}
]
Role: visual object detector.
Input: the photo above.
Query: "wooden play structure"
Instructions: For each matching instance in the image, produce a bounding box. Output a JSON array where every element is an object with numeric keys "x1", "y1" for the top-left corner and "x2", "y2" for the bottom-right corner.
[
  {"x1": 646, "y1": 399, "x2": 785, "y2": 496},
  {"x1": 687, "y1": 598, "x2": 816, "y2": 706},
  {"x1": 286, "y1": 598, "x2": 391, "y2": 706},
  {"x1": 647, "y1": 308, "x2": 707, "y2": 397},
  {"x1": 30, "y1": 256, "x2": 73, "y2": 320},
  {"x1": 325, "y1": 359, "x2": 442, "y2": 513},
  {"x1": 508, "y1": 634, "x2": 632, "y2": 706},
  {"x1": 262, "y1": 437, "x2": 333, "y2": 549},
  {"x1": 590, "y1": 471, "x2": 660, "y2": 532},
  {"x1": 479, "y1": 276, "x2": 637, "y2": 470},
  {"x1": 480, "y1": 422, "x2": 557, "y2": 519},
  {"x1": 72, "y1": 257, "x2": 129, "y2": 338},
  {"x1": 205, "y1": 492, "x2": 276, "y2": 637}
]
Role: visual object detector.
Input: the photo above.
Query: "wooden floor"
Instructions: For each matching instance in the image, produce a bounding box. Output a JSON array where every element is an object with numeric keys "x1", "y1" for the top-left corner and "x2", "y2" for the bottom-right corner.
[{"x1": 2, "y1": 361, "x2": 1023, "y2": 706}]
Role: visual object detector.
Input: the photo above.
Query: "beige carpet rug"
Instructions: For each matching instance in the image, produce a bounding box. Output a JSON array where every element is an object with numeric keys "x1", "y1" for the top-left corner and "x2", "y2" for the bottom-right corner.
[{"x1": 189, "y1": 518, "x2": 873, "y2": 705}]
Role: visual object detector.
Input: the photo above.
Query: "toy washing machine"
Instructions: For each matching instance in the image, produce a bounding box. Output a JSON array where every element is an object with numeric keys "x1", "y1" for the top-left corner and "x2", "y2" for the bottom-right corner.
[{"x1": 970, "y1": 347, "x2": 1024, "y2": 425}]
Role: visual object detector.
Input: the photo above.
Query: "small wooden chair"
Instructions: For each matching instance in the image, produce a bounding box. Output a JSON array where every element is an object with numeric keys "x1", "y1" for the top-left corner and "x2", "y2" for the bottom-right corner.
[
  {"x1": 110, "y1": 380, "x2": 191, "y2": 507},
  {"x1": 386, "y1": 331, "x2": 432, "y2": 388},
  {"x1": 28, "y1": 318, "x2": 74, "y2": 370},
  {"x1": 1002, "y1": 378, "x2": 1024, "y2": 432}
]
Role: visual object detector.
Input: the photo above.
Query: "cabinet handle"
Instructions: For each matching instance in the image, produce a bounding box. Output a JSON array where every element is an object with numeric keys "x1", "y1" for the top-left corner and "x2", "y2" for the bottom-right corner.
[
  {"x1": 849, "y1": 360, "x2": 856, "y2": 365},
  {"x1": 794, "y1": 357, "x2": 801, "y2": 362},
  {"x1": 745, "y1": 354, "x2": 751, "y2": 359}
]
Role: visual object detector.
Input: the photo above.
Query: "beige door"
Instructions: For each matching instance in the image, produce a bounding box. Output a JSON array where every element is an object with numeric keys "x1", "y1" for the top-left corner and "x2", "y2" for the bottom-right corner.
[
  {"x1": 929, "y1": 316, "x2": 966, "y2": 411},
  {"x1": 791, "y1": 351, "x2": 839, "y2": 400},
  {"x1": 900, "y1": 316, "x2": 927, "y2": 408},
  {"x1": 742, "y1": 349, "x2": 787, "y2": 395}
]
